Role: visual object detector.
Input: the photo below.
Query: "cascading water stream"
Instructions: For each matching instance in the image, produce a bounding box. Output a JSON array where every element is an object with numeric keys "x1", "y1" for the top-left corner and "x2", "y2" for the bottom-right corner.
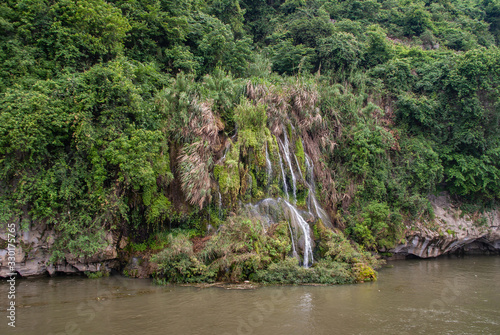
[
  {"x1": 293, "y1": 153, "x2": 304, "y2": 180},
  {"x1": 304, "y1": 153, "x2": 316, "y2": 215},
  {"x1": 241, "y1": 131, "x2": 332, "y2": 268},
  {"x1": 277, "y1": 142, "x2": 289, "y2": 200},
  {"x1": 304, "y1": 153, "x2": 314, "y2": 188},
  {"x1": 283, "y1": 199, "x2": 314, "y2": 268},
  {"x1": 305, "y1": 154, "x2": 332, "y2": 228},
  {"x1": 279, "y1": 135, "x2": 296, "y2": 202},
  {"x1": 288, "y1": 222, "x2": 299, "y2": 260},
  {"x1": 217, "y1": 144, "x2": 230, "y2": 165},
  {"x1": 265, "y1": 142, "x2": 272, "y2": 193},
  {"x1": 282, "y1": 129, "x2": 297, "y2": 201}
]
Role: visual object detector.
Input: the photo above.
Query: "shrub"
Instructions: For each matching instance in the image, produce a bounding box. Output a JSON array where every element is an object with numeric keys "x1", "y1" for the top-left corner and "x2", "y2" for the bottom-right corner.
[{"x1": 151, "y1": 233, "x2": 217, "y2": 283}]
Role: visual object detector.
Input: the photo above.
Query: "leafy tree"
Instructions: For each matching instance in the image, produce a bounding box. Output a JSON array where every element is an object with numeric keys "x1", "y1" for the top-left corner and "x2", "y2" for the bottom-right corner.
[
  {"x1": 363, "y1": 26, "x2": 393, "y2": 68},
  {"x1": 317, "y1": 32, "x2": 363, "y2": 72},
  {"x1": 270, "y1": 39, "x2": 315, "y2": 75}
]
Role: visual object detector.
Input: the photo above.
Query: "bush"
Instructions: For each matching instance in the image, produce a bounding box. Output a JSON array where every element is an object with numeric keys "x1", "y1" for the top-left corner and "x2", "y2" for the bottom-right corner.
[{"x1": 151, "y1": 233, "x2": 217, "y2": 283}]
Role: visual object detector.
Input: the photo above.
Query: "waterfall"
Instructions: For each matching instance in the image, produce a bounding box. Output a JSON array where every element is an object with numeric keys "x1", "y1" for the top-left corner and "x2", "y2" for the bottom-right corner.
[
  {"x1": 283, "y1": 199, "x2": 314, "y2": 268},
  {"x1": 294, "y1": 153, "x2": 304, "y2": 180},
  {"x1": 237, "y1": 131, "x2": 333, "y2": 268},
  {"x1": 282, "y1": 129, "x2": 297, "y2": 199},
  {"x1": 288, "y1": 222, "x2": 299, "y2": 260},
  {"x1": 242, "y1": 197, "x2": 312, "y2": 267},
  {"x1": 279, "y1": 134, "x2": 296, "y2": 202},
  {"x1": 305, "y1": 153, "x2": 314, "y2": 187},
  {"x1": 265, "y1": 142, "x2": 272, "y2": 192},
  {"x1": 217, "y1": 144, "x2": 230, "y2": 164},
  {"x1": 305, "y1": 154, "x2": 332, "y2": 228},
  {"x1": 277, "y1": 143, "x2": 289, "y2": 200}
]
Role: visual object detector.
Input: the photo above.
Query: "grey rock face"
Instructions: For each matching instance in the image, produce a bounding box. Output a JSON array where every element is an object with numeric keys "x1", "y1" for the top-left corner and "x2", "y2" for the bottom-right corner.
[
  {"x1": 391, "y1": 193, "x2": 500, "y2": 258},
  {"x1": 0, "y1": 222, "x2": 121, "y2": 278}
]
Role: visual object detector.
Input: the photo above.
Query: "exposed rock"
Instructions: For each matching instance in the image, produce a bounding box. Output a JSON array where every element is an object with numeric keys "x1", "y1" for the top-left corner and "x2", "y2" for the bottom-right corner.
[
  {"x1": 0, "y1": 222, "x2": 121, "y2": 278},
  {"x1": 123, "y1": 256, "x2": 157, "y2": 279},
  {"x1": 391, "y1": 193, "x2": 500, "y2": 258}
]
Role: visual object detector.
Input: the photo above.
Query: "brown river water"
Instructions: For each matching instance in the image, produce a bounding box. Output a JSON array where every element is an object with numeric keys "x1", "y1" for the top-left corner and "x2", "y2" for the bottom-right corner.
[{"x1": 1, "y1": 256, "x2": 499, "y2": 335}]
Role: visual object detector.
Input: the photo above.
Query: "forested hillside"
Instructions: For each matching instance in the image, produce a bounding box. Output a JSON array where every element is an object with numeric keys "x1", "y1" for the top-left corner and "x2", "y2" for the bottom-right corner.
[{"x1": 1, "y1": 0, "x2": 499, "y2": 282}]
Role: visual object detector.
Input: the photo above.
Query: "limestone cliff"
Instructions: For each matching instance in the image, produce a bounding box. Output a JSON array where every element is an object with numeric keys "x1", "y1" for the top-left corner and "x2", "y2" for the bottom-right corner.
[
  {"x1": 391, "y1": 193, "x2": 500, "y2": 258},
  {"x1": 0, "y1": 223, "x2": 122, "y2": 278}
]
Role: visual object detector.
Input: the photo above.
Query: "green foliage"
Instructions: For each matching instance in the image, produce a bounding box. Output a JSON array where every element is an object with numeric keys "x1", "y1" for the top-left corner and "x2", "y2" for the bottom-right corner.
[
  {"x1": 214, "y1": 142, "x2": 241, "y2": 206},
  {"x1": 254, "y1": 257, "x2": 354, "y2": 285},
  {"x1": 234, "y1": 99, "x2": 268, "y2": 134},
  {"x1": 152, "y1": 218, "x2": 290, "y2": 283},
  {"x1": 399, "y1": 136, "x2": 443, "y2": 194},
  {"x1": 0, "y1": 0, "x2": 130, "y2": 81},
  {"x1": 270, "y1": 40, "x2": 315, "y2": 75},
  {"x1": 1, "y1": 0, "x2": 500, "y2": 281},
  {"x1": 200, "y1": 67, "x2": 242, "y2": 130},
  {"x1": 363, "y1": 26, "x2": 393, "y2": 68},
  {"x1": 294, "y1": 139, "x2": 306, "y2": 176},
  {"x1": 317, "y1": 32, "x2": 363, "y2": 72},
  {"x1": 0, "y1": 57, "x2": 174, "y2": 258},
  {"x1": 402, "y1": 4, "x2": 434, "y2": 37},
  {"x1": 347, "y1": 201, "x2": 404, "y2": 251},
  {"x1": 189, "y1": 13, "x2": 252, "y2": 76},
  {"x1": 151, "y1": 232, "x2": 217, "y2": 283},
  {"x1": 152, "y1": 216, "x2": 381, "y2": 284},
  {"x1": 256, "y1": 227, "x2": 381, "y2": 284},
  {"x1": 207, "y1": 0, "x2": 246, "y2": 35}
]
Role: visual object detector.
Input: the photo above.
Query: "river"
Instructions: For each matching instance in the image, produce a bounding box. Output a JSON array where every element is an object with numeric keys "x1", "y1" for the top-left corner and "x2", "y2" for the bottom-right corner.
[{"x1": 1, "y1": 256, "x2": 499, "y2": 335}]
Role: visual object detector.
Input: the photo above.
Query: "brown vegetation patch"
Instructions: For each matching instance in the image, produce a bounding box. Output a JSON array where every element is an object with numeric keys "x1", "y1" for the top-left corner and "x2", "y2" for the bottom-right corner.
[{"x1": 192, "y1": 235, "x2": 212, "y2": 253}]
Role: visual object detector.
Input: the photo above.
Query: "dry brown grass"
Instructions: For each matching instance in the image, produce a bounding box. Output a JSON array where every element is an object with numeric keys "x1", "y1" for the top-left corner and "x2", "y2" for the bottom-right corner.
[
  {"x1": 178, "y1": 140, "x2": 213, "y2": 208},
  {"x1": 176, "y1": 99, "x2": 227, "y2": 209}
]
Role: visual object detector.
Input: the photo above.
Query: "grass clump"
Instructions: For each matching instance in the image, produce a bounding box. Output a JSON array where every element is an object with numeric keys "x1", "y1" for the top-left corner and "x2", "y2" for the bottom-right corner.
[
  {"x1": 255, "y1": 227, "x2": 381, "y2": 284},
  {"x1": 151, "y1": 215, "x2": 381, "y2": 284}
]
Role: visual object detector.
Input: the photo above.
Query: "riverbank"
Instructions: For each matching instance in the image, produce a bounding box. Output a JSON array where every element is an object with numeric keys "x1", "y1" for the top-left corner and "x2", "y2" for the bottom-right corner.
[
  {"x1": 2, "y1": 192, "x2": 498, "y2": 281},
  {"x1": 1, "y1": 256, "x2": 499, "y2": 335}
]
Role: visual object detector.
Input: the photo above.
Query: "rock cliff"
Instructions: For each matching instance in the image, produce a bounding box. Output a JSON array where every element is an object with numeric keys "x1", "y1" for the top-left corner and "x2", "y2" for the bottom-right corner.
[
  {"x1": 391, "y1": 193, "x2": 500, "y2": 258},
  {"x1": 0, "y1": 222, "x2": 121, "y2": 278}
]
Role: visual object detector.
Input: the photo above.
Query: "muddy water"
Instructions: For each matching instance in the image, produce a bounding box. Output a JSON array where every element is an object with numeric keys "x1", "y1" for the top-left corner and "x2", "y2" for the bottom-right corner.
[{"x1": 1, "y1": 256, "x2": 499, "y2": 335}]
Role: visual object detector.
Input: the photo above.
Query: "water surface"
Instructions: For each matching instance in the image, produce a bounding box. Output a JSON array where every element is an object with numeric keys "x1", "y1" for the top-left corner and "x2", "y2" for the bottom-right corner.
[{"x1": 2, "y1": 256, "x2": 499, "y2": 335}]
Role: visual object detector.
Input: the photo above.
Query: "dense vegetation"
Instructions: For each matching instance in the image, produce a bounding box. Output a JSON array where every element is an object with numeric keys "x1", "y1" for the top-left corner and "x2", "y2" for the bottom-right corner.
[{"x1": 1, "y1": 0, "x2": 499, "y2": 282}]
